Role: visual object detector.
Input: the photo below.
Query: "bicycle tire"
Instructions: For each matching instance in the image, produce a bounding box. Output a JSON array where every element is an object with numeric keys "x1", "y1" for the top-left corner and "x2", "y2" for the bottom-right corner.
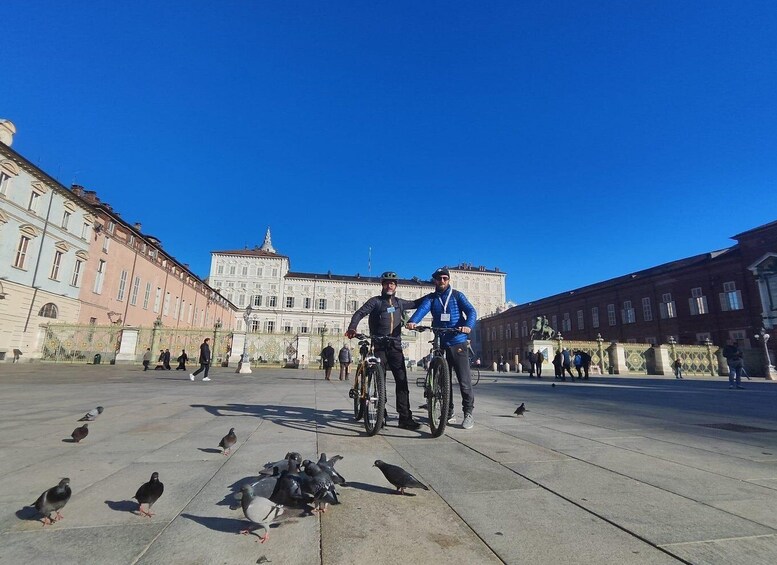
[
  {"x1": 427, "y1": 359, "x2": 450, "y2": 438},
  {"x1": 353, "y1": 364, "x2": 365, "y2": 421},
  {"x1": 363, "y1": 363, "x2": 386, "y2": 436},
  {"x1": 472, "y1": 367, "x2": 481, "y2": 386}
]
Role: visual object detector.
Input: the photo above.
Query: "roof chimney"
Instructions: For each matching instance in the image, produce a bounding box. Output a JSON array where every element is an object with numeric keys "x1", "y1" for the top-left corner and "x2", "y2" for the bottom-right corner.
[{"x1": 0, "y1": 120, "x2": 16, "y2": 146}]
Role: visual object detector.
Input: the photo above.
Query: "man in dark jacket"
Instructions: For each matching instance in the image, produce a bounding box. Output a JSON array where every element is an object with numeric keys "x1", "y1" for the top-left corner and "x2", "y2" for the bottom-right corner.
[
  {"x1": 346, "y1": 271, "x2": 421, "y2": 430},
  {"x1": 338, "y1": 345, "x2": 352, "y2": 381},
  {"x1": 190, "y1": 338, "x2": 212, "y2": 381},
  {"x1": 320, "y1": 343, "x2": 336, "y2": 380},
  {"x1": 722, "y1": 339, "x2": 745, "y2": 389}
]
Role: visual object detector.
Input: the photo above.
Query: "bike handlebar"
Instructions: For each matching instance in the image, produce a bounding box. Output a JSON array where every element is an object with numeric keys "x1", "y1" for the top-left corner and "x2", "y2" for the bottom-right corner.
[{"x1": 410, "y1": 326, "x2": 463, "y2": 333}]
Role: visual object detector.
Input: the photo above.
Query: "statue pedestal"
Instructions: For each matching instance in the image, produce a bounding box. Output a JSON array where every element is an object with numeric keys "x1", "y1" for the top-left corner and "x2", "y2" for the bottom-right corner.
[{"x1": 526, "y1": 340, "x2": 558, "y2": 375}]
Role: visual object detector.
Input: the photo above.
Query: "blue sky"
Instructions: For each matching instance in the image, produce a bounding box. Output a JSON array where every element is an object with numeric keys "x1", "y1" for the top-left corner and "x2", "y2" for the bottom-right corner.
[{"x1": 4, "y1": 1, "x2": 777, "y2": 304}]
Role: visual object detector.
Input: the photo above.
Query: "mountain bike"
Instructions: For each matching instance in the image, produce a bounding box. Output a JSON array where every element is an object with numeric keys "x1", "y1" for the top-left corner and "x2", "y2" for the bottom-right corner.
[
  {"x1": 347, "y1": 334, "x2": 390, "y2": 436},
  {"x1": 410, "y1": 326, "x2": 461, "y2": 438},
  {"x1": 467, "y1": 341, "x2": 481, "y2": 387}
]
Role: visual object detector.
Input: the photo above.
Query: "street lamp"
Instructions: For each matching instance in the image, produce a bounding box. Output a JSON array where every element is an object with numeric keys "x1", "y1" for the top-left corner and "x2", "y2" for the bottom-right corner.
[
  {"x1": 238, "y1": 302, "x2": 253, "y2": 374},
  {"x1": 754, "y1": 328, "x2": 777, "y2": 380},
  {"x1": 319, "y1": 322, "x2": 328, "y2": 369}
]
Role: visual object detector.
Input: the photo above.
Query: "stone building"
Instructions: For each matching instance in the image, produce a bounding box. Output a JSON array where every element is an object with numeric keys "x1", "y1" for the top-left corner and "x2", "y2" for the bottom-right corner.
[
  {"x1": 480, "y1": 220, "x2": 777, "y2": 369},
  {"x1": 209, "y1": 231, "x2": 507, "y2": 363}
]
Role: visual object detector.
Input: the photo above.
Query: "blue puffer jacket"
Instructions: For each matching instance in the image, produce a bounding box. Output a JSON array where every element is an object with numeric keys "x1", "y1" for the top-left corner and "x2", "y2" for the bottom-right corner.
[{"x1": 409, "y1": 287, "x2": 477, "y2": 347}]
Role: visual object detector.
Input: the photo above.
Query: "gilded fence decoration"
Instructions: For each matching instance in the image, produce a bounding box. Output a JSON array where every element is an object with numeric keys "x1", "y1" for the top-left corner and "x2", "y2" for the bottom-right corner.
[
  {"x1": 563, "y1": 340, "x2": 611, "y2": 374},
  {"x1": 622, "y1": 344, "x2": 649, "y2": 374},
  {"x1": 670, "y1": 344, "x2": 719, "y2": 376},
  {"x1": 41, "y1": 324, "x2": 122, "y2": 363}
]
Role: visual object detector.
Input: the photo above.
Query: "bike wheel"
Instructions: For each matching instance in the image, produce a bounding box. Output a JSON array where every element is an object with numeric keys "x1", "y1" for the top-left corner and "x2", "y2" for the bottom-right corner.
[
  {"x1": 352, "y1": 365, "x2": 365, "y2": 421},
  {"x1": 363, "y1": 363, "x2": 386, "y2": 436},
  {"x1": 472, "y1": 367, "x2": 481, "y2": 386},
  {"x1": 427, "y1": 359, "x2": 450, "y2": 438}
]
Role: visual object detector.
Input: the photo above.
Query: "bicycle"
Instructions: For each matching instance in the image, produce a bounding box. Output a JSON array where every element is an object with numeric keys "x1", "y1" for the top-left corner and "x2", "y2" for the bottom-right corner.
[
  {"x1": 347, "y1": 334, "x2": 391, "y2": 436},
  {"x1": 467, "y1": 342, "x2": 481, "y2": 387},
  {"x1": 410, "y1": 326, "x2": 461, "y2": 438}
]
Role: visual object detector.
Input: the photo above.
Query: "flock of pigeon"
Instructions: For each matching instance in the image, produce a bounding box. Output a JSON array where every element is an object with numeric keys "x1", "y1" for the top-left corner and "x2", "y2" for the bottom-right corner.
[{"x1": 29, "y1": 410, "x2": 437, "y2": 544}]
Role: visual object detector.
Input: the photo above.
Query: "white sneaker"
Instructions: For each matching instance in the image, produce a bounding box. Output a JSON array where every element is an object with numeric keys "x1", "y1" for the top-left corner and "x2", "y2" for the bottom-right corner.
[
  {"x1": 189, "y1": 374, "x2": 195, "y2": 381},
  {"x1": 202, "y1": 377, "x2": 211, "y2": 382},
  {"x1": 447, "y1": 415, "x2": 457, "y2": 425},
  {"x1": 462, "y1": 413, "x2": 474, "y2": 430}
]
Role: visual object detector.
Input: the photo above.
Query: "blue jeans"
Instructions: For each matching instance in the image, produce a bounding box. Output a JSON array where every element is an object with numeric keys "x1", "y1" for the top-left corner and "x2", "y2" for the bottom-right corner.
[{"x1": 728, "y1": 362, "x2": 743, "y2": 386}]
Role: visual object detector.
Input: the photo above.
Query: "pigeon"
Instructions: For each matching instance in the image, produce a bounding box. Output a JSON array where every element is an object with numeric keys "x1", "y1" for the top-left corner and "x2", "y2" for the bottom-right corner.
[
  {"x1": 240, "y1": 483, "x2": 284, "y2": 543},
  {"x1": 316, "y1": 453, "x2": 347, "y2": 486},
  {"x1": 259, "y1": 452, "x2": 302, "y2": 476},
  {"x1": 301, "y1": 461, "x2": 338, "y2": 513},
  {"x1": 270, "y1": 469, "x2": 307, "y2": 508},
  {"x1": 78, "y1": 406, "x2": 104, "y2": 421},
  {"x1": 134, "y1": 472, "x2": 164, "y2": 517},
  {"x1": 71, "y1": 423, "x2": 89, "y2": 443},
  {"x1": 219, "y1": 428, "x2": 237, "y2": 456},
  {"x1": 514, "y1": 402, "x2": 526, "y2": 416},
  {"x1": 374, "y1": 460, "x2": 429, "y2": 495},
  {"x1": 32, "y1": 478, "x2": 71, "y2": 526}
]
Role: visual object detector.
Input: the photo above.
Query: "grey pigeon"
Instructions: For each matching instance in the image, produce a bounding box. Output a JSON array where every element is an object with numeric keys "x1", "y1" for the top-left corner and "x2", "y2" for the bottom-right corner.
[
  {"x1": 32, "y1": 478, "x2": 71, "y2": 526},
  {"x1": 374, "y1": 460, "x2": 429, "y2": 495},
  {"x1": 78, "y1": 406, "x2": 104, "y2": 421},
  {"x1": 301, "y1": 461, "x2": 338, "y2": 513},
  {"x1": 134, "y1": 472, "x2": 164, "y2": 517},
  {"x1": 514, "y1": 402, "x2": 526, "y2": 416},
  {"x1": 259, "y1": 451, "x2": 302, "y2": 475},
  {"x1": 317, "y1": 453, "x2": 347, "y2": 486},
  {"x1": 270, "y1": 469, "x2": 307, "y2": 508},
  {"x1": 71, "y1": 423, "x2": 89, "y2": 443},
  {"x1": 240, "y1": 483, "x2": 284, "y2": 543},
  {"x1": 219, "y1": 428, "x2": 237, "y2": 456}
]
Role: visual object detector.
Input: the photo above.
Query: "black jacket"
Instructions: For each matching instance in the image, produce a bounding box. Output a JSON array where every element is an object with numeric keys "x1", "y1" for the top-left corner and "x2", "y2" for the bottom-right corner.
[
  {"x1": 199, "y1": 342, "x2": 211, "y2": 363},
  {"x1": 348, "y1": 294, "x2": 421, "y2": 340}
]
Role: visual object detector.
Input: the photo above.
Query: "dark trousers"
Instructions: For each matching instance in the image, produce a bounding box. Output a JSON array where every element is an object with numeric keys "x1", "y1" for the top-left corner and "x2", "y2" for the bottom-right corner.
[
  {"x1": 376, "y1": 345, "x2": 413, "y2": 422},
  {"x1": 192, "y1": 362, "x2": 210, "y2": 379},
  {"x1": 534, "y1": 362, "x2": 542, "y2": 377},
  {"x1": 563, "y1": 363, "x2": 575, "y2": 377},
  {"x1": 445, "y1": 343, "x2": 474, "y2": 415},
  {"x1": 143, "y1": 360, "x2": 150, "y2": 371}
]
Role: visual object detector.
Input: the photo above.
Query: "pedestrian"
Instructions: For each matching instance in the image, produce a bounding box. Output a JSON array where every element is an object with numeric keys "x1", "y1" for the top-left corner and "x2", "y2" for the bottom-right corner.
[
  {"x1": 573, "y1": 351, "x2": 583, "y2": 379},
  {"x1": 580, "y1": 351, "x2": 592, "y2": 379},
  {"x1": 346, "y1": 271, "x2": 423, "y2": 429},
  {"x1": 527, "y1": 351, "x2": 536, "y2": 377},
  {"x1": 176, "y1": 349, "x2": 188, "y2": 371},
  {"x1": 407, "y1": 267, "x2": 478, "y2": 430},
  {"x1": 553, "y1": 351, "x2": 563, "y2": 380},
  {"x1": 163, "y1": 349, "x2": 172, "y2": 370},
  {"x1": 190, "y1": 338, "x2": 212, "y2": 382},
  {"x1": 722, "y1": 339, "x2": 745, "y2": 389},
  {"x1": 498, "y1": 354, "x2": 505, "y2": 373},
  {"x1": 12, "y1": 348, "x2": 22, "y2": 363},
  {"x1": 321, "y1": 343, "x2": 335, "y2": 380},
  {"x1": 673, "y1": 358, "x2": 683, "y2": 379},
  {"x1": 300, "y1": 355, "x2": 307, "y2": 369},
  {"x1": 535, "y1": 349, "x2": 544, "y2": 378},
  {"x1": 142, "y1": 348, "x2": 152, "y2": 371},
  {"x1": 561, "y1": 348, "x2": 575, "y2": 379},
  {"x1": 155, "y1": 349, "x2": 165, "y2": 370},
  {"x1": 338, "y1": 344, "x2": 352, "y2": 381}
]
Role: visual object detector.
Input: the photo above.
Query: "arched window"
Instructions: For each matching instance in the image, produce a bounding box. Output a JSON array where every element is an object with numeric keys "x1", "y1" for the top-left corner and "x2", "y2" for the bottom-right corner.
[{"x1": 38, "y1": 303, "x2": 58, "y2": 318}]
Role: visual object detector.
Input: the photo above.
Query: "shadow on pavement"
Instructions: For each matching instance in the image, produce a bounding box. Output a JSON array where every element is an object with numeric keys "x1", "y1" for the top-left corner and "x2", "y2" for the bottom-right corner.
[
  {"x1": 105, "y1": 499, "x2": 138, "y2": 514},
  {"x1": 344, "y1": 481, "x2": 397, "y2": 495}
]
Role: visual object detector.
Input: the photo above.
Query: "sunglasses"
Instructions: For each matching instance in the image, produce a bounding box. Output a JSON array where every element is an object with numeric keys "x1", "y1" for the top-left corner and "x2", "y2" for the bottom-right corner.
[{"x1": 434, "y1": 276, "x2": 449, "y2": 281}]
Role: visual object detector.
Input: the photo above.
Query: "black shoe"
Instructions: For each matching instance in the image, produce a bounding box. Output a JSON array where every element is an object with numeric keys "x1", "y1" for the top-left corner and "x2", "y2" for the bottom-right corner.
[{"x1": 398, "y1": 420, "x2": 421, "y2": 430}]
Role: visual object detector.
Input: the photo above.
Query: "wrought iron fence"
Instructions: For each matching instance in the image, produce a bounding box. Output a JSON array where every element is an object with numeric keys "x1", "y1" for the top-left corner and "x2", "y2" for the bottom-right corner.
[{"x1": 41, "y1": 324, "x2": 122, "y2": 363}]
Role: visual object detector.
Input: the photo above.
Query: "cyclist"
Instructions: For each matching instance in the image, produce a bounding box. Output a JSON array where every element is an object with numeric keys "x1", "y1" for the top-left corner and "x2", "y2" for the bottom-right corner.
[
  {"x1": 345, "y1": 271, "x2": 422, "y2": 430},
  {"x1": 406, "y1": 267, "x2": 477, "y2": 430}
]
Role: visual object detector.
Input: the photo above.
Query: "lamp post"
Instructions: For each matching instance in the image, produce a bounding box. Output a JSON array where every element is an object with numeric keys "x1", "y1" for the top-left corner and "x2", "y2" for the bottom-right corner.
[
  {"x1": 595, "y1": 333, "x2": 605, "y2": 375},
  {"x1": 754, "y1": 328, "x2": 777, "y2": 381},
  {"x1": 238, "y1": 303, "x2": 253, "y2": 374},
  {"x1": 319, "y1": 322, "x2": 328, "y2": 369}
]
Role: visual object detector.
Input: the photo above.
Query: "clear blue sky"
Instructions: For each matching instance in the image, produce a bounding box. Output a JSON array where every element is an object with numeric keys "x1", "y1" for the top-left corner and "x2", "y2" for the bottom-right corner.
[{"x1": 4, "y1": 1, "x2": 777, "y2": 304}]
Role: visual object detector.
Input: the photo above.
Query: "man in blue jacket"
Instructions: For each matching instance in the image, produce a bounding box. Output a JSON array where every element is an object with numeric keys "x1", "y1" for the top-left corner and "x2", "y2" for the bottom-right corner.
[{"x1": 406, "y1": 267, "x2": 478, "y2": 430}]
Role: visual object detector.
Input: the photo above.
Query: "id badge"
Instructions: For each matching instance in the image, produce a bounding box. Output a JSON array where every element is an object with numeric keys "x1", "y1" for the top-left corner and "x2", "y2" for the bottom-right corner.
[
  {"x1": 386, "y1": 307, "x2": 396, "y2": 313},
  {"x1": 440, "y1": 313, "x2": 451, "y2": 322}
]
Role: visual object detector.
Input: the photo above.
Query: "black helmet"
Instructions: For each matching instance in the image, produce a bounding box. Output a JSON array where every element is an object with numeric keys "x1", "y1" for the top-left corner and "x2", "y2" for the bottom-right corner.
[
  {"x1": 380, "y1": 271, "x2": 399, "y2": 282},
  {"x1": 432, "y1": 267, "x2": 450, "y2": 279}
]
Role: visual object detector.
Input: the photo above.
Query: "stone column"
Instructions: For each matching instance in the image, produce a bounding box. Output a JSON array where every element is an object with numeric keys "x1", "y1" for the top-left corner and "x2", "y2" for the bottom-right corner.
[
  {"x1": 150, "y1": 319, "x2": 162, "y2": 358},
  {"x1": 609, "y1": 342, "x2": 627, "y2": 374},
  {"x1": 596, "y1": 334, "x2": 605, "y2": 375},
  {"x1": 653, "y1": 345, "x2": 673, "y2": 376},
  {"x1": 704, "y1": 338, "x2": 716, "y2": 377}
]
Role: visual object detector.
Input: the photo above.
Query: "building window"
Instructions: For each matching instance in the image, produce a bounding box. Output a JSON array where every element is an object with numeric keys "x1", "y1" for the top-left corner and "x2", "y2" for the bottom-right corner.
[
  {"x1": 81, "y1": 222, "x2": 91, "y2": 239},
  {"x1": 102, "y1": 236, "x2": 110, "y2": 252},
  {"x1": 28, "y1": 191, "x2": 40, "y2": 213},
  {"x1": 238, "y1": 294, "x2": 246, "y2": 307},
  {"x1": 299, "y1": 325, "x2": 309, "y2": 334},
  {"x1": 719, "y1": 281, "x2": 743, "y2": 311},
  {"x1": 577, "y1": 310, "x2": 584, "y2": 330},
  {"x1": 591, "y1": 307, "x2": 599, "y2": 328},
  {"x1": 218, "y1": 265, "x2": 224, "y2": 274},
  {"x1": 250, "y1": 320, "x2": 260, "y2": 332},
  {"x1": 521, "y1": 320, "x2": 528, "y2": 337},
  {"x1": 93, "y1": 260, "x2": 106, "y2": 294},
  {"x1": 645, "y1": 336, "x2": 657, "y2": 345},
  {"x1": 265, "y1": 321, "x2": 275, "y2": 333},
  {"x1": 304, "y1": 297, "x2": 312, "y2": 309},
  {"x1": 607, "y1": 304, "x2": 617, "y2": 326},
  {"x1": 286, "y1": 296, "x2": 295, "y2": 308},
  {"x1": 163, "y1": 292, "x2": 171, "y2": 315},
  {"x1": 621, "y1": 301, "x2": 635, "y2": 324},
  {"x1": 642, "y1": 297, "x2": 653, "y2": 322},
  {"x1": 242, "y1": 265, "x2": 248, "y2": 276},
  {"x1": 284, "y1": 323, "x2": 292, "y2": 334},
  {"x1": 253, "y1": 295, "x2": 262, "y2": 307},
  {"x1": 50, "y1": 250, "x2": 63, "y2": 280},
  {"x1": 143, "y1": 282, "x2": 151, "y2": 309},
  {"x1": 562, "y1": 313, "x2": 571, "y2": 332},
  {"x1": 117, "y1": 269, "x2": 128, "y2": 301},
  {"x1": 174, "y1": 296, "x2": 180, "y2": 318},
  {"x1": 71, "y1": 259, "x2": 83, "y2": 287},
  {"x1": 318, "y1": 298, "x2": 327, "y2": 310},
  {"x1": 38, "y1": 303, "x2": 58, "y2": 318},
  {"x1": 272, "y1": 268, "x2": 278, "y2": 277},
  {"x1": 729, "y1": 329, "x2": 747, "y2": 342},
  {"x1": 107, "y1": 221, "x2": 116, "y2": 234},
  {"x1": 130, "y1": 276, "x2": 141, "y2": 305},
  {"x1": 229, "y1": 265, "x2": 236, "y2": 275},
  {"x1": 660, "y1": 293, "x2": 677, "y2": 319},
  {"x1": 505, "y1": 325, "x2": 511, "y2": 339},
  {"x1": 551, "y1": 315, "x2": 557, "y2": 330},
  {"x1": 268, "y1": 296, "x2": 277, "y2": 307},
  {"x1": 61, "y1": 211, "x2": 71, "y2": 229},
  {"x1": 14, "y1": 235, "x2": 31, "y2": 269},
  {"x1": 0, "y1": 171, "x2": 10, "y2": 195},
  {"x1": 348, "y1": 299, "x2": 358, "y2": 311},
  {"x1": 696, "y1": 332, "x2": 711, "y2": 344},
  {"x1": 153, "y1": 287, "x2": 162, "y2": 313},
  {"x1": 689, "y1": 287, "x2": 708, "y2": 315}
]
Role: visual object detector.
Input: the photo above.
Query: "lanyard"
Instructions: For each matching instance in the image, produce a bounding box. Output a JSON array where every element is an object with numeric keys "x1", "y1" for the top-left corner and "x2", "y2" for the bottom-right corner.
[{"x1": 437, "y1": 288, "x2": 452, "y2": 313}]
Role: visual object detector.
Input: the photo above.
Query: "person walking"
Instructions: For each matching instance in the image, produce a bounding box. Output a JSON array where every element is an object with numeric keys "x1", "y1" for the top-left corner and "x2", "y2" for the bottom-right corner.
[
  {"x1": 573, "y1": 351, "x2": 583, "y2": 379},
  {"x1": 338, "y1": 344, "x2": 352, "y2": 381},
  {"x1": 722, "y1": 339, "x2": 744, "y2": 389},
  {"x1": 155, "y1": 349, "x2": 165, "y2": 370},
  {"x1": 321, "y1": 343, "x2": 335, "y2": 380},
  {"x1": 190, "y1": 338, "x2": 212, "y2": 382},
  {"x1": 673, "y1": 358, "x2": 683, "y2": 379},
  {"x1": 535, "y1": 349, "x2": 544, "y2": 378},
  {"x1": 580, "y1": 351, "x2": 592, "y2": 379},
  {"x1": 163, "y1": 349, "x2": 172, "y2": 370},
  {"x1": 553, "y1": 351, "x2": 564, "y2": 380},
  {"x1": 561, "y1": 348, "x2": 575, "y2": 379},
  {"x1": 407, "y1": 267, "x2": 478, "y2": 430},
  {"x1": 142, "y1": 348, "x2": 152, "y2": 371},
  {"x1": 346, "y1": 271, "x2": 422, "y2": 430},
  {"x1": 176, "y1": 349, "x2": 188, "y2": 371}
]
